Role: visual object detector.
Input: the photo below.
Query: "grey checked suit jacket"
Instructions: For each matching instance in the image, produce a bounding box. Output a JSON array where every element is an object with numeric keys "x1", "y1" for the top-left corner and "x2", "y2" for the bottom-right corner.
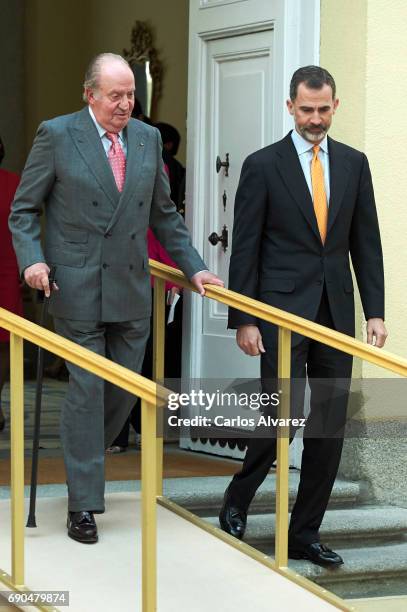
[{"x1": 9, "y1": 107, "x2": 206, "y2": 321}]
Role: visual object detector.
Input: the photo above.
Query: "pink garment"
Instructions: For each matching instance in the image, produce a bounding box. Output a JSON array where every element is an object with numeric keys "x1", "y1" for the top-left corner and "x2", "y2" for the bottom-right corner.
[
  {"x1": 147, "y1": 162, "x2": 179, "y2": 290},
  {"x1": 147, "y1": 228, "x2": 179, "y2": 290},
  {"x1": 106, "y1": 132, "x2": 126, "y2": 192}
]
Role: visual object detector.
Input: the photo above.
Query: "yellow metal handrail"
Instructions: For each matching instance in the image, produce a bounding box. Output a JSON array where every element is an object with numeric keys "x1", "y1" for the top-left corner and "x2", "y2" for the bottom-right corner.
[
  {"x1": 149, "y1": 260, "x2": 407, "y2": 376},
  {"x1": 149, "y1": 260, "x2": 407, "y2": 612},
  {"x1": 0, "y1": 258, "x2": 405, "y2": 612},
  {"x1": 0, "y1": 307, "x2": 168, "y2": 612},
  {"x1": 0, "y1": 309, "x2": 167, "y2": 405}
]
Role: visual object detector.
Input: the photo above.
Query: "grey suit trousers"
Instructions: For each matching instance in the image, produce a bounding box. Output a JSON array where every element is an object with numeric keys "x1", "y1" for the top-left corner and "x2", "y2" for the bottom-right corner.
[{"x1": 54, "y1": 316, "x2": 150, "y2": 512}]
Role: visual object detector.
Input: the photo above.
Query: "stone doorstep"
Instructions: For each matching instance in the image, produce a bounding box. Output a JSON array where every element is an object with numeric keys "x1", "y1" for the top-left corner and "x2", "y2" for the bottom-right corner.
[
  {"x1": 164, "y1": 473, "x2": 361, "y2": 514},
  {"x1": 202, "y1": 506, "x2": 407, "y2": 548}
]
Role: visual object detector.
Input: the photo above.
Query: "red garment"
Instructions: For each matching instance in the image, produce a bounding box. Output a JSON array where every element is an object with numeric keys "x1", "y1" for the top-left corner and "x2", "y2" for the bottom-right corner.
[
  {"x1": 147, "y1": 228, "x2": 179, "y2": 290},
  {"x1": 0, "y1": 168, "x2": 23, "y2": 342},
  {"x1": 147, "y1": 160, "x2": 180, "y2": 289}
]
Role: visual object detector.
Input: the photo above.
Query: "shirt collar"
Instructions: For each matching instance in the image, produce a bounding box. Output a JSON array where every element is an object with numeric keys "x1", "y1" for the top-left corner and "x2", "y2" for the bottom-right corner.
[
  {"x1": 291, "y1": 128, "x2": 329, "y2": 155},
  {"x1": 88, "y1": 106, "x2": 124, "y2": 143}
]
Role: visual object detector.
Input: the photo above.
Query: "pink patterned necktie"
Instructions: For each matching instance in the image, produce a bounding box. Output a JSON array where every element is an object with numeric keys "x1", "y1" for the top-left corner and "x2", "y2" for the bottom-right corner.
[{"x1": 106, "y1": 132, "x2": 126, "y2": 192}]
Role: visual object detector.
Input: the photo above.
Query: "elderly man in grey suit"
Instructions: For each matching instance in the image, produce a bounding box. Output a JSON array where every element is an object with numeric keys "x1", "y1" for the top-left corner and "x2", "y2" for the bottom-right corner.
[{"x1": 9, "y1": 53, "x2": 222, "y2": 543}]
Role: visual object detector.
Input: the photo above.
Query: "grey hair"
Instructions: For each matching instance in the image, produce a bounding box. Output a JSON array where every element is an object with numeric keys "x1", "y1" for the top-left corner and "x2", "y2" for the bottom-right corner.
[{"x1": 83, "y1": 53, "x2": 131, "y2": 102}]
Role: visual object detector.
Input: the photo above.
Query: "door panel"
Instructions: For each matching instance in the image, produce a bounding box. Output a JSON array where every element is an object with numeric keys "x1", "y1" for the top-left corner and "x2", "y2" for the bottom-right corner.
[
  {"x1": 183, "y1": 0, "x2": 320, "y2": 461},
  {"x1": 204, "y1": 32, "x2": 272, "y2": 355}
]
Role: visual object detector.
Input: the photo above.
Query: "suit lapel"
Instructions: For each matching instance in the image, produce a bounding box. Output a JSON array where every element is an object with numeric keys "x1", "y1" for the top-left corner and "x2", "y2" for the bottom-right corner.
[
  {"x1": 327, "y1": 137, "x2": 351, "y2": 233},
  {"x1": 276, "y1": 133, "x2": 321, "y2": 242},
  {"x1": 105, "y1": 119, "x2": 147, "y2": 233},
  {"x1": 69, "y1": 108, "x2": 119, "y2": 209},
  {"x1": 122, "y1": 119, "x2": 146, "y2": 198}
]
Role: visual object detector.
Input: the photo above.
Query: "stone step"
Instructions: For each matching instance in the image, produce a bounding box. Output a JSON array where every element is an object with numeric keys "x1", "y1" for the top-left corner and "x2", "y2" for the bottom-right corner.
[
  {"x1": 163, "y1": 475, "x2": 407, "y2": 599},
  {"x1": 202, "y1": 507, "x2": 407, "y2": 599},
  {"x1": 202, "y1": 506, "x2": 407, "y2": 549},
  {"x1": 163, "y1": 474, "x2": 362, "y2": 515}
]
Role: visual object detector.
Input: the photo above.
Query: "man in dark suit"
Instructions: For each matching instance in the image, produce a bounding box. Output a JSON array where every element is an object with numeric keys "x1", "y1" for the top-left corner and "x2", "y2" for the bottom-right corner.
[
  {"x1": 9, "y1": 53, "x2": 222, "y2": 543},
  {"x1": 219, "y1": 66, "x2": 387, "y2": 566}
]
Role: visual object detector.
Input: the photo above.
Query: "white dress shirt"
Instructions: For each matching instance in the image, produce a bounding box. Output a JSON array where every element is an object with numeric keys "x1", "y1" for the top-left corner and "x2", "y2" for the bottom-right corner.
[
  {"x1": 291, "y1": 128, "x2": 330, "y2": 205},
  {"x1": 88, "y1": 106, "x2": 127, "y2": 158}
]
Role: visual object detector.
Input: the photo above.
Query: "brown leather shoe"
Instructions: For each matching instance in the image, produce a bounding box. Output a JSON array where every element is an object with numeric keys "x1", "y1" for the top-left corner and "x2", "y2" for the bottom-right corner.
[{"x1": 67, "y1": 511, "x2": 98, "y2": 544}]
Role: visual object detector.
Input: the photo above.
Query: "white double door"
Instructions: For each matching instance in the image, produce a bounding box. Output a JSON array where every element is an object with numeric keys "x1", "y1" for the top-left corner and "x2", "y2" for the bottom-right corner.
[{"x1": 181, "y1": 0, "x2": 319, "y2": 462}]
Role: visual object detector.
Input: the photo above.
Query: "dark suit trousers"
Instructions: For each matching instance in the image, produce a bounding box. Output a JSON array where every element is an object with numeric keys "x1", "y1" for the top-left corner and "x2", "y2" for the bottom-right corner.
[
  {"x1": 54, "y1": 317, "x2": 150, "y2": 512},
  {"x1": 228, "y1": 289, "x2": 353, "y2": 547}
]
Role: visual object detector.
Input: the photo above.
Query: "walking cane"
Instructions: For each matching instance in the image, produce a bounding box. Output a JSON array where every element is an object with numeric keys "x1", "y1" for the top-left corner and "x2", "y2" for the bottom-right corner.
[{"x1": 26, "y1": 266, "x2": 57, "y2": 528}]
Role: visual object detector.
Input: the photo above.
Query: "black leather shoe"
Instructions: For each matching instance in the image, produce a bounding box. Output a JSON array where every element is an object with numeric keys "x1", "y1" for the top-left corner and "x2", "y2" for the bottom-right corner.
[
  {"x1": 67, "y1": 511, "x2": 98, "y2": 544},
  {"x1": 288, "y1": 542, "x2": 343, "y2": 567},
  {"x1": 219, "y1": 487, "x2": 247, "y2": 540}
]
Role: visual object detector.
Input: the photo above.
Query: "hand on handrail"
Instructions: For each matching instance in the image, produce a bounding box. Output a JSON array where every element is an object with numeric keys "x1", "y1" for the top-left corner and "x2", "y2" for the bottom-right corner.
[{"x1": 190, "y1": 270, "x2": 224, "y2": 296}]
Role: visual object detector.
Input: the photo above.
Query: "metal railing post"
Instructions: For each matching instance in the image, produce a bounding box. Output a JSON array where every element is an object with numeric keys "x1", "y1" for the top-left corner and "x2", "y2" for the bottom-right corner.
[
  {"x1": 275, "y1": 326, "x2": 291, "y2": 568},
  {"x1": 153, "y1": 277, "x2": 165, "y2": 497},
  {"x1": 141, "y1": 399, "x2": 157, "y2": 611},
  {"x1": 9, "y1": 333, "x2": 25, "y2": 586}
]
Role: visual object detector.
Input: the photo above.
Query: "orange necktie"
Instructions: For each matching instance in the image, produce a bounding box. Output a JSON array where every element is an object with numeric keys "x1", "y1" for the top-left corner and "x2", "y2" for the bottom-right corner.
[{"x1": 311, "y1": 145, "x2": 328, "y2": 243}]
